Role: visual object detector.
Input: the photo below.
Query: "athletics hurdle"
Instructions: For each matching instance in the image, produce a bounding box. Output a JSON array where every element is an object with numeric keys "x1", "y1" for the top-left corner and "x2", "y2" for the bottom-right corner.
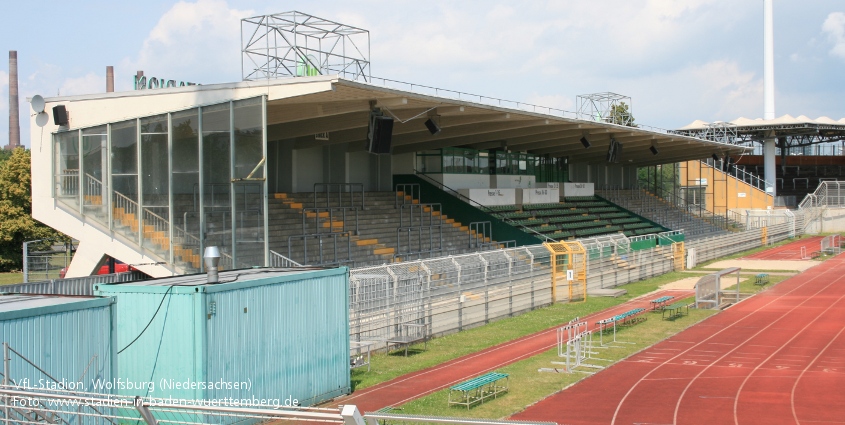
[{"x1": 548, "y1": 319, "x2": 606, "y2": 374}]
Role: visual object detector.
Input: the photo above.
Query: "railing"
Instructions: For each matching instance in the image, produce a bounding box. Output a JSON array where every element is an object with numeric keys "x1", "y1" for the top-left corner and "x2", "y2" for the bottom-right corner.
[
  {"x1": 797, "y1": 180, "x2": 845, "y2": 230},
  {"x1": 141, "y1": 207, "x2": 169, "y2": 247},
  {"x1": 269, "y1": 250, "x2": 303, "y2": 267},
  {"x1": 395, "y1": 183, "x2": 421, "y2": 208},
  {"x1": 302, "y1": 207, "x2": 359, "y2": 235},
  {"x1": 705, "y1": 158, "x2": 772, "y2": 192},
  {"x1": 469, "y1": 221, "x2": 493, "y2": 249},
  {"x1": 396, "y1": 203, "x2": 444, "y2": 260},
  {"x1": 56, "y1": 170, "x2": 79, "y2": 197},
  {"x1": 6, "y1": 270, "x2": 148, "y2": 296},
  {"x1": 83, "y1": 174, "x2": 103, "y2": 206},
  {"x1": 366, "y1": 76, "x2": 683, "y2": 136},
  {"x1": 287, "y1": 232, "x2": 353, "y2": 266},
  {"x1": 313, "y1": 183, "x2": 365, "y2": 210}
]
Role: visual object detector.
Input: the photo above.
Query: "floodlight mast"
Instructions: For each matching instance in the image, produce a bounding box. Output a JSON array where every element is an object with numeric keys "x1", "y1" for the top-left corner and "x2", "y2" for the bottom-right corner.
[
  {"x1": 576, "y1": 92, "x2": 633, "y2": 126},
  {"x1": 241, "y1": 11, "x2": 371, "y2": 82}
]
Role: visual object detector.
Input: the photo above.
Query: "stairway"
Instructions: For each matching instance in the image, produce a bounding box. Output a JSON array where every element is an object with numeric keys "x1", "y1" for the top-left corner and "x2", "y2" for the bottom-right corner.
[
  {"x1": 269, "y1": 191, "x2": 503, "y2": 266},
  {"x1": 597, "y1": 189, "x2": 730, "y2": 240}
]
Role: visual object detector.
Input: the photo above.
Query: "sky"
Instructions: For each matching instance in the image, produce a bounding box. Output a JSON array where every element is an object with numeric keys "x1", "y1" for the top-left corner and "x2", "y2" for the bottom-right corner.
[{"x1": 2, "y1": 0, "x2": 845, "y2": 148}]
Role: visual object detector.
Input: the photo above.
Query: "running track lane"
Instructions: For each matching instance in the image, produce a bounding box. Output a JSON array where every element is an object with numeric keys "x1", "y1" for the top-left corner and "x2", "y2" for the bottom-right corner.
[
  {"x1": 330, "y1": 289, "x2": 692, "y2": 413},
  {"x1": 743, "y1": 236, "x2": 824, "y2": 260},
  {"x1": 511, "y1": 253, "x2": 845, "y2": 425}
]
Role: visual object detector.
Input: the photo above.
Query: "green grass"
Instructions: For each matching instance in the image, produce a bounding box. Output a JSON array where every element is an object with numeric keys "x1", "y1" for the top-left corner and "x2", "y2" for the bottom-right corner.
[
  {"x1": 352, "y1": 271, "x2": 693, "y2": 391},
  {"x1": 0, "y1": 273, "x2": 23, "y2": 285},
  {"x1": 394, "y1": 297, "x2": 717, "y2": 418}
]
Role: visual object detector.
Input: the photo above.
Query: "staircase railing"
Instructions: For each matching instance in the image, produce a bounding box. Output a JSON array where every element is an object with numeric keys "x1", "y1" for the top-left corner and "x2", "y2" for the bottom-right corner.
[
  {"x1": 84, "y1": 174, "x2": 104, "y2": 206},
  {"x1": 395, "y1": 203, "x2": 444, "y2": 260},
  {"x1": 406, "y1": 172, "x2": 555, "y2": 243},
  {"x1": 313, "y1": 183, "x2": 365, "y2": 210},
  {"x1": 270, "y1": 250, "x2": 303, "y2": 267},
  {"x1": 395, "y1": 183, "x2": 421, "y2": 208},
  {"x1": 797, "y1": 181, "x2": 845, "y2": 230}
]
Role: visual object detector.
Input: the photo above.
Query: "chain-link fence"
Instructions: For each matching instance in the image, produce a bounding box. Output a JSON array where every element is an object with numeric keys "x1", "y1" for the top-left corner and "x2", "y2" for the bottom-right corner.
[{"x1": 22, "y1": 241, "x2": 76, "y2": 283}]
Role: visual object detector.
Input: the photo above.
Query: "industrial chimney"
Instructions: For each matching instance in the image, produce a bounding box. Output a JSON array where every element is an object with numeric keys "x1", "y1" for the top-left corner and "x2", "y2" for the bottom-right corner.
[
  {"x1": 6, "y1": 50, "x2": 20, "y2": 150},
  {"x1": 106, "y1": 66, "x2": 114, "y2": 93}
]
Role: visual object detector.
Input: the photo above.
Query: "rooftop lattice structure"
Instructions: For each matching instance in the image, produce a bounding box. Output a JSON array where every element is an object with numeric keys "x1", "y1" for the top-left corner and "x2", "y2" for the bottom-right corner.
[
  {"x1": 576, "y1": 92, "x2": 634, "y2": 126},
  {"x1": 241, "y1": 11, "x2": 370, "y2": 81}
]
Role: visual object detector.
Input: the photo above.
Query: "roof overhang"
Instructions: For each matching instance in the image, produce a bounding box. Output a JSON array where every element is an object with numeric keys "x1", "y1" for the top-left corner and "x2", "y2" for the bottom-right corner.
[{"x1": 266, "y1": 78, "x2": 749, "y2": 166}]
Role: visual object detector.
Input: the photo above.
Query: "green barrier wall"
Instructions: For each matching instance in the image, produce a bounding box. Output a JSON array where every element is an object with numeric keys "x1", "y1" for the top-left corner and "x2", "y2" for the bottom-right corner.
[{"x1": 393, "y1": 174, "x2": 541, "y2": 246}]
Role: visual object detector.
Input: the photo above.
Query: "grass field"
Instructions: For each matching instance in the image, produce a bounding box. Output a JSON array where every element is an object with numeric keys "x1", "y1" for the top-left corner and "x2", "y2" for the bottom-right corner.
[
  {"x1": 352, "y1": 271, "x2": 694, "y2": 391},
  {"x1": 0, "y1": 273, "x2": 23, "y2": 285},
  {"x1": 395, "y1": 296, "x2": 716, "y2": 418}
]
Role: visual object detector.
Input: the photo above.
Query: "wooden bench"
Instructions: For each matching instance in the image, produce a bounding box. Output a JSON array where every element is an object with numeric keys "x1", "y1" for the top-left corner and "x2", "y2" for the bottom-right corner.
[
  {"x1": 448, "y1": 372, "x2": 509, "y2": 409},
  {"x1": 662, "y1": 302, "x2": 689, "y2": 320},
  {"x1": 754, "y1": 273, "x2": 770, "y2": 286}
]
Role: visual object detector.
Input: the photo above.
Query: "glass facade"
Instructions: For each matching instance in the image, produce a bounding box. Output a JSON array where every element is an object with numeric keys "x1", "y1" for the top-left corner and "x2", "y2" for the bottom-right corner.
[
  {"x1": 416, "y1": 148, "x2": 568, "y2": 183},
  {"x1": 52, "y1": 97, "x2": 268, "y2": 274}
]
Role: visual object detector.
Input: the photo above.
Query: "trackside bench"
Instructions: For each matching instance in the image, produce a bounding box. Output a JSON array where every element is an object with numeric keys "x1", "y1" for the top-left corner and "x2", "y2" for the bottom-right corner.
[
  {"x1": 448, "y1": 372, "x2": 509, "y2": 409},
  {"x1": 595, "y1": 308, "x2": 646, "y2": 345},
  {"x1": 662, "y1": 302, "x2": 689, "y2": 320},
  {"x1": 650, "y1": 295, "x2": 674, "y2": 311},
  {"x1": 755, "y1": 273, "x2": 770, "y2": 286}
]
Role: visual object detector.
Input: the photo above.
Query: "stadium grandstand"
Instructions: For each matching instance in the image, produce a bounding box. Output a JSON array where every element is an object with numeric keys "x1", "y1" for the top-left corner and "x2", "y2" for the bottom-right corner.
[{"x1": 29, "y1": 11, "x2": 765, "y2": 279}]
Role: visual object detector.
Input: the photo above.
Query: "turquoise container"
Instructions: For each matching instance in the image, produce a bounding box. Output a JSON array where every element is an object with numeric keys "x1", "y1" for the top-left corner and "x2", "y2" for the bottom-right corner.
[
  {"x1": 94, "y1": 267, "x2": 350, "y2": 408},
  {"x1": 0, "y1": 294, "x2": 117, "y2": 393}
]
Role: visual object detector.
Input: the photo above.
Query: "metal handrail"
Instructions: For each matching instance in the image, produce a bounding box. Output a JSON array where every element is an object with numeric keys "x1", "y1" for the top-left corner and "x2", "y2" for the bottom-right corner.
[
  {"x1": 269, "y1": 250, "x2": 304, "y2": 267},
  {"x1": 368, "y1": 76, "x2": 684, "y2": 136},
  {"x1": 302, "y1": 206, "x2": 359, "y2": 236},
  {"x1": 287, "y1": 232, "x2": 353, "y2": 266},
  {"x1": 469, "y1": 221, "x2": 493, "y2": 249},
  {"x1": 313, "y1": 183, "x2": 365, "y2": 210},
  {"x1": 397, "y1": 203, "x2": 444, "y2": 257},
  {"x1": 395, "y1": 183, "x2": 421, "y2": 208}
]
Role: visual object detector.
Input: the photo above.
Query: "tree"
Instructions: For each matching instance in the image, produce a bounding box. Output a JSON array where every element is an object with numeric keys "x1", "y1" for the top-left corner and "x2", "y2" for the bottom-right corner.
[
  {"x1": 0, "y1": 148, "x2": 68, "y2": 271},
  {"x1": 609, "y1": 102, "x2": 636, "y2": 127}
]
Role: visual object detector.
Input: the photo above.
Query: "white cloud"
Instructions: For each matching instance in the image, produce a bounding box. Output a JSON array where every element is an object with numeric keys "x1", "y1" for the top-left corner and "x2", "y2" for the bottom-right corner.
[
  {"x1": 822, "y1": 12, "x2": 845, "y2": 60},
  {"x1": 628, "y1": 60, "x2": 763, "y2": 126},
  {"x1": 121, "y1": 0, "x2": 254, "y2": 85},
  {"x1": 59, "y1": 73, "x2": 104, "y2": 97}
]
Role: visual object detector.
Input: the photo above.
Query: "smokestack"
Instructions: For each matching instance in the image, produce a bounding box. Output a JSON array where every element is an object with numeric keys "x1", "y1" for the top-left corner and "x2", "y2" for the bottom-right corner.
[
  {"x1": 763, "y1": 0, "x2": 775, "y2": 120},
  {"x1": 7, "y1": 51, "x2": 20, "y2": 150},
  {"x1": 106, "y1": 66, "x2": 114, "y2": 93}
]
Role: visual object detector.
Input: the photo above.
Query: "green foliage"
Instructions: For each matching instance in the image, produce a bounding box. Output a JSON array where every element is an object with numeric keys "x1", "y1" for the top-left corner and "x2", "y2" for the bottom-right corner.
[
  {"x1": 609, "y1": 102, "x2": 636, "y2": 127},
  {"x1": 0, "y1": 148, "x2": 68, "y2": 271}
]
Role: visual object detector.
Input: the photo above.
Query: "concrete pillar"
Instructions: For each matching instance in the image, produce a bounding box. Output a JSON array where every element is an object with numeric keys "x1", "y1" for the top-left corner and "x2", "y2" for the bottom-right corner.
[{"x1": 764, "y1": 137, "x2": 776, "y2": 197}]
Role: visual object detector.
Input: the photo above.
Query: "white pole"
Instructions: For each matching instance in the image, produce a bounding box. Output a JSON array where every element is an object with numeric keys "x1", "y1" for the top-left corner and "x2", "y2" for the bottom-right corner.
[{"x1": 763, "y1": 0, "x2": 775, "y2": 120}]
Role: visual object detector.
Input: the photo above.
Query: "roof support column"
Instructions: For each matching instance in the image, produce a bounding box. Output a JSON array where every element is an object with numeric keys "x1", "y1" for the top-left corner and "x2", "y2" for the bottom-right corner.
[{"x1": 764, "y1": 136, "x2": 776, "y2": 197}]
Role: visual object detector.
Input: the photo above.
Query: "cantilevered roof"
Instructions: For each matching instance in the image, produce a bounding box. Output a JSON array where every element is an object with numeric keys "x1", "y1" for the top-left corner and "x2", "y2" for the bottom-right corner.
[
  {"x1": 678, "y1": 115, "x2": 845, "y2": 144},
  {"x1": 265, "y1": 77, "x2": 749, "y2": 166},
  {"x1": 41, "y1": 75, "x2": 749, "y2": 166}
]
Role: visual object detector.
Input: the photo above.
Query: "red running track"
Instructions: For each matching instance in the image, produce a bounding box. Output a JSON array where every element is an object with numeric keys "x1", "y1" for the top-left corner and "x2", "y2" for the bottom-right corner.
[
  {"x1": 743, "y1": 236, "x2": 824, "y2": 260},
  {"x1": 331, "y1": 289, "x2": 692, "y2": 413},
  {"x1": 511, "y1": 253, "x2": 845, "y2": 425}
]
